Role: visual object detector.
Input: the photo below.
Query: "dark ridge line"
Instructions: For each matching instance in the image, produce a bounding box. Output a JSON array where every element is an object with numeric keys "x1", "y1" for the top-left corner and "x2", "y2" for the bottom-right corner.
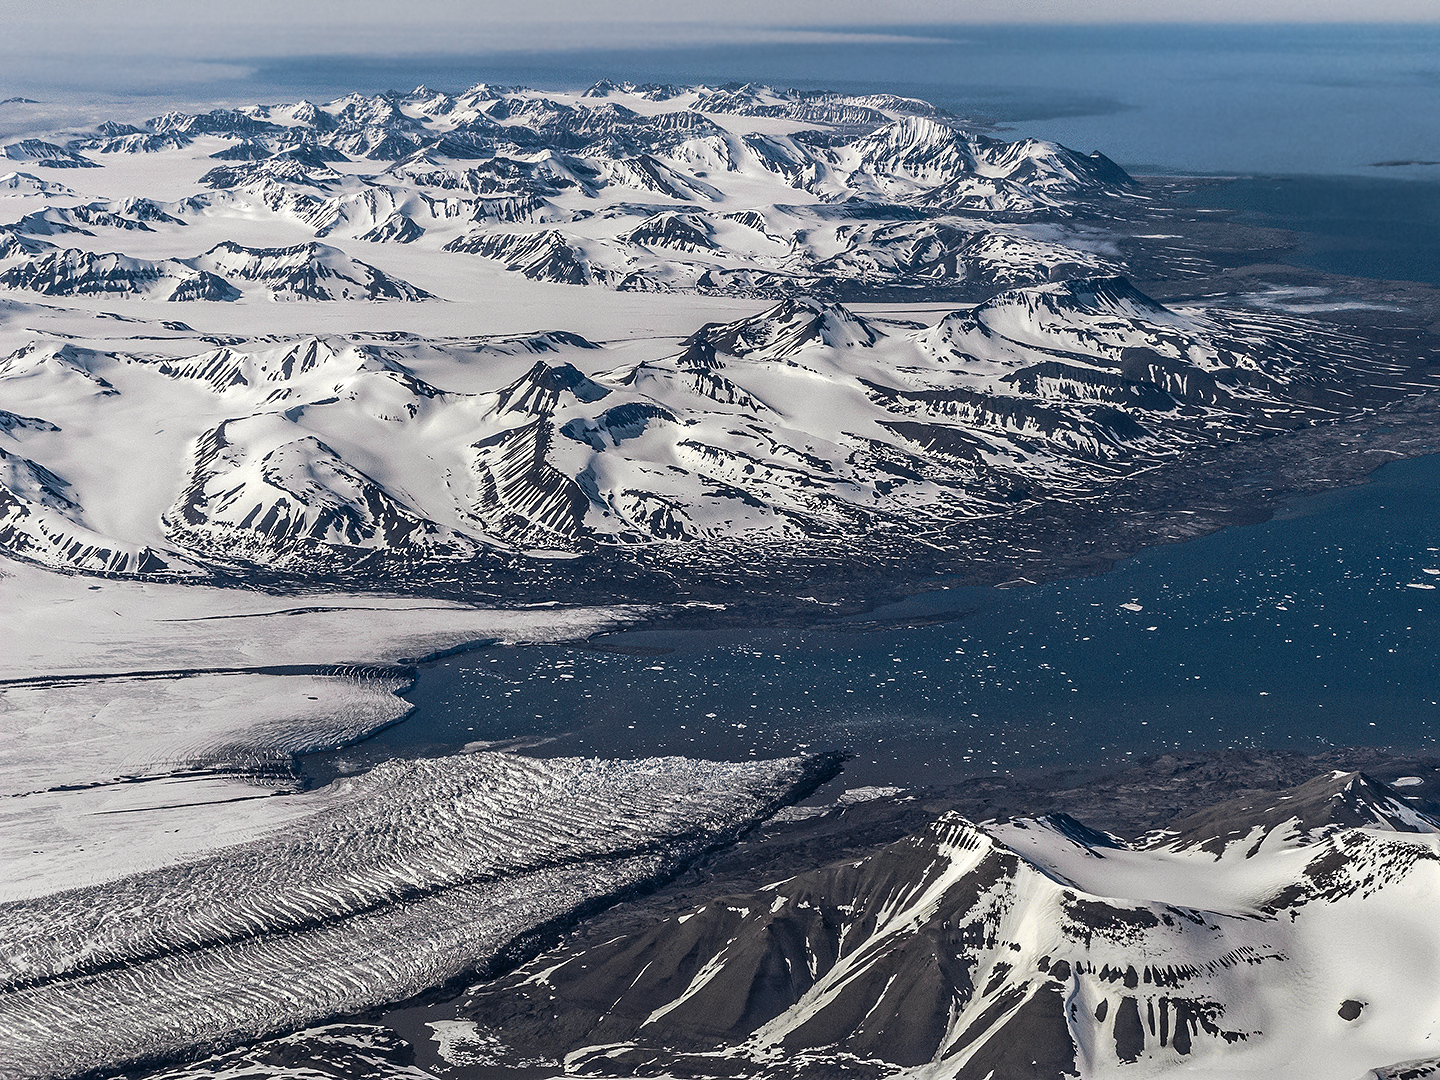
[
  {"x1": 12, "y1": 766, "x2": 296, "y2": 799},
  {"x1": 91, "y1": 792, "x2": 288, "y2": 815},
  {"x1": 6, "y1": 638, "x2": 522, "y2": 803},
  {"x1": 4, "y1": 634, "x2": 530, "y2": 689},
  {"x1": 159, "y1": 603, "x2": 511, "y2": 621}
]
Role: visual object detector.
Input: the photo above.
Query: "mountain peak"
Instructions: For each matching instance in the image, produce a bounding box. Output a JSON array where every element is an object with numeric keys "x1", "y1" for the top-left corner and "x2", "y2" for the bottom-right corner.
[
  {"x1": 696, "y1": 297, "x2": 881, "y2": 361},
  {"x1": 1149, "y1": 771, "x2": 1440, "y2": 857}
]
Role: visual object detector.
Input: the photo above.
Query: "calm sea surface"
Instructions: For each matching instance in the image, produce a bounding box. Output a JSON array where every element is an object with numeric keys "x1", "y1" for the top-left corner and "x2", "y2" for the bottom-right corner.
[
  {"x1": 307, "y1": 452, "x2": 1440, "y2": 788},
  {"x1": 1176, "y1": 175, "x2": 1440, "y2": 286}
]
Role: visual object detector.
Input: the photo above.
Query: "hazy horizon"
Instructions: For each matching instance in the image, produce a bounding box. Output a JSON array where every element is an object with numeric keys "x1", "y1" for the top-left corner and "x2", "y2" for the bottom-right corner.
[{"x1": 5, "y1": 4, "x2": 1440, "y2": 82}]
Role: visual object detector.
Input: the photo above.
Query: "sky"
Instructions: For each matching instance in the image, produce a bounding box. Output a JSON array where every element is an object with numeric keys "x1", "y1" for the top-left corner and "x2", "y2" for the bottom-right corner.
[
  {"x1": 1, "y1": 0, "x2": 1437, "y2": 115},
  {"x1": 4, "y1": 0, "x2": 1440, "y2": 66}
]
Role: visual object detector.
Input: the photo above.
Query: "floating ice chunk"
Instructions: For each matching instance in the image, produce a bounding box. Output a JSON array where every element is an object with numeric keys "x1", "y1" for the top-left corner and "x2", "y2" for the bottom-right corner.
[{"x1": 1120, "y1": 602, "x2": 1143, "y2": 612}]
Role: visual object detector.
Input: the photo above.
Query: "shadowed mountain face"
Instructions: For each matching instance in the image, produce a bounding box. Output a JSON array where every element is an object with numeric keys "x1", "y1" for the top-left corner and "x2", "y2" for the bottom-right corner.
[{"x1": 444, "y1": 771, "x2": 1440, "y2": 1080}]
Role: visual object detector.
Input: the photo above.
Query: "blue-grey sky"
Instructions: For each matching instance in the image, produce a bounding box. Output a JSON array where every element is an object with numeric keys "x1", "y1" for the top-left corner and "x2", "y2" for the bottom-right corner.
[
  {"x1": 4, "y1": 0, "x2": 1439, "y2": 65},
  {"x1": 2, "y1": 0, "x2": 1437, "y2": 109}
]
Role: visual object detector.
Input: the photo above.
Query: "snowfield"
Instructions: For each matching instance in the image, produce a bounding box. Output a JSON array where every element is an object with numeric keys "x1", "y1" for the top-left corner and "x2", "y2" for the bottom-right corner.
[{"x1": 0, "y1": 558, "x2": 644, "y2": 898}]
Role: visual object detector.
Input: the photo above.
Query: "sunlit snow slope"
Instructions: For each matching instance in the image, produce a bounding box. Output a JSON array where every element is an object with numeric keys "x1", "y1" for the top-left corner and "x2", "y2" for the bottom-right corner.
[{"x1": 455, "y1": 770, "x2": 1440, "y2": 1080}]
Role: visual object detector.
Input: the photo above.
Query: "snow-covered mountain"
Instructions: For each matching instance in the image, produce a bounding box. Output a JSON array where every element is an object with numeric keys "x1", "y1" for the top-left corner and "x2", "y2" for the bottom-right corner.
[
  {"x1": 0, "y1": 82, "x2": 1136, "y2": 302},
  {"x1": 0, "y1": 141, "x2": 98, "y2": 169},
  {"x1": 0, "y1": 80, "x2": 1435, "y2": 583},
  {"x1": 0, "y1": 276, "x2": 1426, "y2": 578},
  {"x1": 453, "y1": 770, "x2": 1440, "y2": 1080},
  {"x1": 0, "y1": 241, "x2": 426, "y2": 302}
]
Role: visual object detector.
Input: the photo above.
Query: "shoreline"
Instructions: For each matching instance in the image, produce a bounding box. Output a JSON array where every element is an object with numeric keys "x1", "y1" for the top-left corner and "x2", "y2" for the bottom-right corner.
[{"x1": 345, "y1": 432, "x2": 1440, "y2": 806}]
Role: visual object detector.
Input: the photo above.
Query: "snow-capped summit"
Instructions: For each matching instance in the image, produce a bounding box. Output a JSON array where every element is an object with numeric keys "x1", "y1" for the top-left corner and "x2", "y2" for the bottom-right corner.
[
  {"x1": 193, "y1": 241, "x2": 432, "y2": 301},
  {"x1": 0, "y1": 79, "x2": 1434, "y2": 579},
  {"x1": 0, "y1": 140, "x2": 98, "y2": 169},
  {"x1": 839, "y1": 117, "x2": 1133, "y2": 211},
  {"x1": 0, "y1": 248, "x2": 238, "y2": 302},
  {"x1": 694, "y1": 296, "x2": 881, "y2": 361},
  {"x1": 457, "y1": 773, "x2": 1440, "y2": 1080},
  {"x1": 1150, "y1": 771, "x2": 1440, "y2": 857}
]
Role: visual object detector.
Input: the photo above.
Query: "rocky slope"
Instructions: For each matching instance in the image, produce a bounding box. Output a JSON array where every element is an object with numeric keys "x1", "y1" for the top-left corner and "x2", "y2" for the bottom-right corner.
[{"x1": 440, "y1": 770, "x2": 1440, "y2": 1080}]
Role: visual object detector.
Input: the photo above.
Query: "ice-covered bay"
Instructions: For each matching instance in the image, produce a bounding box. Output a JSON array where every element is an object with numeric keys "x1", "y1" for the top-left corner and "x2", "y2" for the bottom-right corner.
[
  {"x1": 0, "y1": 559, "x2": 642, "y2": 678},
  {"x1": 0, "y1": 670, "x2": 410, "y2": 900},
  {"x1": 1, "y1": 670, "x2": 415, "y2": 794}
]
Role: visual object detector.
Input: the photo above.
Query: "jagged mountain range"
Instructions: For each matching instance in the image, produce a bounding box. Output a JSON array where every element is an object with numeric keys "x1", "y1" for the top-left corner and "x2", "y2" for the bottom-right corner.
[
  {"x1": 6, "y1": 75, "x2": 1440, "y2": 1080},
  {"x1": 1, "y1": 80, "x2": 1437, "y2": 582},
  {"x1": 445, "y1": 770, "x2": 1440, "y2": 1080},
  {"x1": 0, "y1": 82, "x2": 1136, "y2": 304},
  {"x1": 1, "y1": 278, "x2": 1432, "y2": 578},
  {"x1": 0, "y1": 238, "x2": 429, "y2": 302}
]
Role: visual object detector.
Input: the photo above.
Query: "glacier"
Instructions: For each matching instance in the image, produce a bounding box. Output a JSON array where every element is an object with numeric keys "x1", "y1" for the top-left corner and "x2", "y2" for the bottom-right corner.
[{"x1": 0, "y1": 750, "x2": 838, "y2": 1080}]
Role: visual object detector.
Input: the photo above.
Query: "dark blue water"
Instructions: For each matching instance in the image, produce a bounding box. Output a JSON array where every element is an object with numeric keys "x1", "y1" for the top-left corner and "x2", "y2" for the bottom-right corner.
[
  {"x1": 315, "y1": 452, "x2": 1440, "y2": 788},
  {"x1": 1177, "y1": 175, "x2": 1440, "y2": 286}
]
